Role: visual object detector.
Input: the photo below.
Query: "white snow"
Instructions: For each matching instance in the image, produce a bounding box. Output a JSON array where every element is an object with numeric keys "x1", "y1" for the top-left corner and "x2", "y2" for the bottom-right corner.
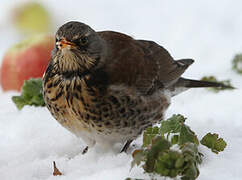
[{"x1": 1, "y1": 0, "x2": 242, "y2": 180}]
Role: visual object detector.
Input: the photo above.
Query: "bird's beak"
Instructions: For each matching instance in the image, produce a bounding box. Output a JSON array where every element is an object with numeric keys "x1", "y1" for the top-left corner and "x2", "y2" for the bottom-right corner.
[{"x1": 56, "y1": 39, "x2": 75, "y2": 49}]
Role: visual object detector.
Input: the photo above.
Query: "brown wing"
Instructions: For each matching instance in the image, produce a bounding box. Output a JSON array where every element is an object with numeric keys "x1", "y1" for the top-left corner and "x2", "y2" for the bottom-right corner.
[{"x1": 98, "y1": 31, "x2": 193, "y2": 95}]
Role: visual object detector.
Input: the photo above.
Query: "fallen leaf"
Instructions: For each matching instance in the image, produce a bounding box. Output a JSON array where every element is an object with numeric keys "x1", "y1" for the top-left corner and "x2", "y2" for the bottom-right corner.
[{"x1": 53, "y1": 161, "x2": 62, "y2": 176}]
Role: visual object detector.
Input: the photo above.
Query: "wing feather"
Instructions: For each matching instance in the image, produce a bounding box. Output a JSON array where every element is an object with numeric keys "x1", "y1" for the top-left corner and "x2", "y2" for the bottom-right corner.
[{"x1": 98, "y1": 31, "x2": 192, "y2": 95}]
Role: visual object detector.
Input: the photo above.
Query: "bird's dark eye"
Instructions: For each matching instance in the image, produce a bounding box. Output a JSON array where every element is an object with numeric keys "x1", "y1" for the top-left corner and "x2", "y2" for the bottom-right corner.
[
  {"x1": 73, "y1": 36, "x2": 88, "y2": 47},
  {"x1": 80, "y1": 36, "x2": 88, "y2": 46}
]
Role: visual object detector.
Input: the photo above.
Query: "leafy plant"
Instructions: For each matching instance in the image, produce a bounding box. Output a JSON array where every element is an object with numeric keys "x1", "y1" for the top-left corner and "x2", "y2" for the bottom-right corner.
[
  {"x1": 200, "y1": 133, "x2": 227, "y2": 154},
  {"x1": 131, "y1": 114, "x2": 227, "y2": 180},
  {"x1": 232, "y1": 53, "x2": 242, "y2": 74},
  {"x1": 200, "y1": 76, "x2": 234, "y2": 92},
  {"x1": 12, "y1": 78, "x2": 45, "y2": 110}
]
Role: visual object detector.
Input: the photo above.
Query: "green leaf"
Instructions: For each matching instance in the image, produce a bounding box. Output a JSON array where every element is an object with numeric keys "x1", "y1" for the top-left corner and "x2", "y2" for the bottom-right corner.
[
  {"x1": 154, "y1": 151, "x2": 183, "y2": 178},
  {"x1": 175, "y1": 157, "x2": 185, "y2": 169},
  {"x1": 12, "y1": 78, "x2": 45, "y2": 110},
  {"x1": 160, "y1": 114, "x2": 199, "y2": 146},
  {"x1": 12, "y1": 96, "x2": 27, "y2": 110},
  {"x1": 160, "y1": 114, "x2": 186, "y2": 135},
  {"x1": 181, "y1": 143, "x2": 201, "y2": 180},
  {"x1": 179, "y1": 125, "x2": 199, "y2": 145},
  {"x1": 232, "y1": 53, "x2": 242, "y2": 74},
  {"x1": 144, "y1": 137, "x2": 171, "y2": 173},
  {"x1": 200, "y1": 133, "x2": 227, "y2": 154},
  {"x1": 143, "y1": 126, "x2": 160, "y2": 147},
  {"x1": 171, "y1": 135, "x2": 179, "y2": 145},
  {"x1": 181, "y1": 143, "x2": 202, "y2": 165},
  {"x1": 181, "y1": 162, "x2": 199, "y2": 180}
]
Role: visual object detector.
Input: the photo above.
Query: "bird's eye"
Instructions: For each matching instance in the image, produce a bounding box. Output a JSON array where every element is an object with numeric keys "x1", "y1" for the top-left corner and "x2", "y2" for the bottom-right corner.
[{"x1": 80, "y1": 36, "x2": 88, "y2": 45}]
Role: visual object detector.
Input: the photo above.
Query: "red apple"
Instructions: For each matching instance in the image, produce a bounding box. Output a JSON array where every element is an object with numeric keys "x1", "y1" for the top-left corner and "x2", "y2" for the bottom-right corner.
[{"x1": 0, "y1": 34, "x2": 54, "y2": 91}]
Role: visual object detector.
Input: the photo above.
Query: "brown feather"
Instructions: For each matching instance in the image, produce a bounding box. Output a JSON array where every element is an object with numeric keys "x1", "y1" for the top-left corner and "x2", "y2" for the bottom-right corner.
[{"x1": 98, "y1": 31, "x2": 192, "y2": 95}]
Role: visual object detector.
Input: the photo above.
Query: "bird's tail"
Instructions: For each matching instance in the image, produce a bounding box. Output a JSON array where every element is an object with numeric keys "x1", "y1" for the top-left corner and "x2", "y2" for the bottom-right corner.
[
  {"x1": 169, "y1": 77, "x2": 234, "y2": 96},
  {"x1": 177, "y1": 77, "x2": 233, "y2": 88}
]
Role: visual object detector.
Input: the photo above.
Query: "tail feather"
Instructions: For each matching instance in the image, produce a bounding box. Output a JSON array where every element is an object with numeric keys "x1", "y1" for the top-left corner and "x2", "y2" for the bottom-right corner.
[
  {"x1": 169, "y1": 77, "x2": 234, "y2": 96},
  {"x1": 176, "y1": 59, "x2": 194, "y2": 66},
  {"x1": 178, "y1": 78, "x2": 234, "y2": 89}
]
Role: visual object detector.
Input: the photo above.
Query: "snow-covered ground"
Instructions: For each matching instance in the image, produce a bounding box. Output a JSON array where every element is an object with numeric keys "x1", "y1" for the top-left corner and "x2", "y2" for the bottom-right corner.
[{"x1": 0, "y1": 0, "x2": 242, "y2": 180}]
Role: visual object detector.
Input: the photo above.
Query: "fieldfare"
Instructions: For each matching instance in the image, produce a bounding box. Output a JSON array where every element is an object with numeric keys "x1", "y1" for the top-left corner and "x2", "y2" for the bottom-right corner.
[{"x1": 43, "y1": 21, "x2": 229, "y2": 153}]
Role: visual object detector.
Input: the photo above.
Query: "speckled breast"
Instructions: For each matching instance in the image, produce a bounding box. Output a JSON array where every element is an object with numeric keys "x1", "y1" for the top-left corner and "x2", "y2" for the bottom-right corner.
[{"x1": 43, "y1": 73, "x2": 170, "y2": 141}]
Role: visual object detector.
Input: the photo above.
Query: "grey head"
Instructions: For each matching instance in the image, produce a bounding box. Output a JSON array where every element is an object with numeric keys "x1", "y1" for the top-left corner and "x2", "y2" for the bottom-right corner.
[{"x1": 53, "y1": 21, "x2": 107, "y2": 73}]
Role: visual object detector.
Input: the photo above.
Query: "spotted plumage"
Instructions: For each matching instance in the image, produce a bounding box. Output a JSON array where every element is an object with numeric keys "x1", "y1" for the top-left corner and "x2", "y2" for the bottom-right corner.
[{"x1": 43, "y1": 21, "x2": 229, "y2": 153}]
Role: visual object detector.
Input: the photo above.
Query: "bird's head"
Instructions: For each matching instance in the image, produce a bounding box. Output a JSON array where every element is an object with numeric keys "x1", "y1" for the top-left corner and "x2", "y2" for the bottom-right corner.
[{"x1": 52, "y1": 21, "x2": 107, "y2": 75}]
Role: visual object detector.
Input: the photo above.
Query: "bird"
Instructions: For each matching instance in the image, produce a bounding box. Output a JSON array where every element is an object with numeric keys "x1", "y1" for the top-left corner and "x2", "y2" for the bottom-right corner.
[{"x1": 42, "y1": 21, "x2": 231, "y2": 153}]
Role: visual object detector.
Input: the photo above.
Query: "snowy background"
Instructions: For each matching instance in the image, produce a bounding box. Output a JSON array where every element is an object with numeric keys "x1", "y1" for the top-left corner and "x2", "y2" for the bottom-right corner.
[{"x1": 0, "y1": 0, "x2": 242, "y2": 180}]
